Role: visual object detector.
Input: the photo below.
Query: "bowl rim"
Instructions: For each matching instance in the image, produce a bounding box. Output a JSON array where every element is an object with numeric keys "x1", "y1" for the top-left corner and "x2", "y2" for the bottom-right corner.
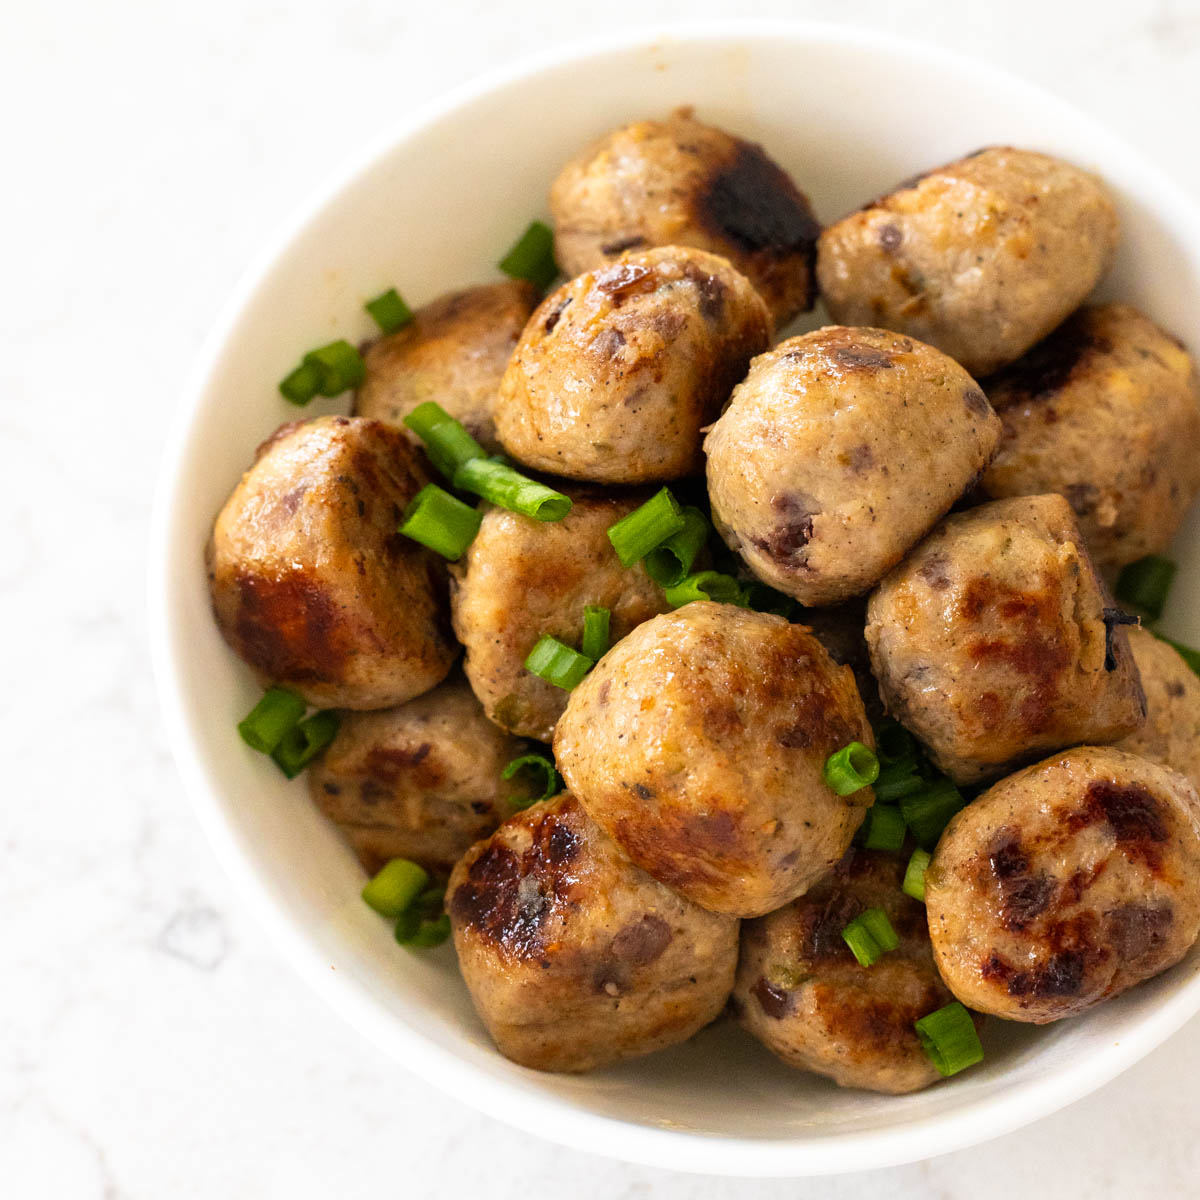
[{"x1": 148, "y1": 18, "x2": 1200, "y2": 1177}]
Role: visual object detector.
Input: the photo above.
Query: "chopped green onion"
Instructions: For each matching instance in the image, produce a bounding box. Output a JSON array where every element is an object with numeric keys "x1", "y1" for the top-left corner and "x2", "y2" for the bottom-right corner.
[
  {"x1": 875, "y1": 720, "x2": 918, "y2": 767},
  {"x1": 644, "y1": 506, "x2": 710, "y2": 587},
  {"x1": 1115, "y1": 554, "x2": 1177, "y2": 621},
  {"x1": 858, "y1": 907, "x2": 900, "y2": 953},
  {"x1": 393, "y1": 883, "x2": 451, "y2": 947},
  {"x1": 398, "y1": 484, "x2": 481, "y2": 560},
  {"x1": 524, "y1": 635, "x2": 594, "y2": 690},
  {"x1": 581, "y1": 606, "x2": 611, "y2": 661},
  {"x1": 841, "y1": 919, "x2": 881, "y2": 967},
  {"x1": 502, "y1": 753, "x2": 562, "y2": 809},
  {"x1": 745, "y1": 582, "x2": 798, "y2": 619},
  {"x1": 279, "y1": 361, "x2": 321, "y2": 405},
  {"x1": 859, "y1": 803, "x2": 906, "y2": 851},
  {"x1": 403, "y1": 401, "x2": 486, "y2": 481},
  {"x1": 915, "y1": 1002, "x2": 983, "y2": 1077},
  {"x1": 1159, "y1": 634, "x2": 1200, "y2": 676},
  {"x1": 900, "y1": 778, "x2": 965, "y2": 848},
  {"x1": 238, "y1": 687, "x2": 306, "y2": 754},
  {"x1": 272, "y1": 710, "x2": 340, "y2": 778},
  {"x1": 499, "y1": 220, "x2": 558, "y2": 290},
  {"x1": 607, "y1": 488, "x2": 686, "y2": 567},
  {"x1": 664, "y1": 570, "x2": 746, "y2": 608},
  {"x1": 903, "y1": 848, "x2": 933, "y2": 901},
  {"x1": 824, "y1": 742, "x2": 881, "y2": 796},
  {"x1": 841, "y1": 908, "x2": 898, "y2": 967},
  {"x1": 453, "y1": 456, "x2": 571, "y2": 522},
  {"x1": 873, "y1": 765, "x2": 926, "y2": 803},
  {"x1": 365, "y1": 287, "x2": 413, "y2": 335},
  {"x1": 303, "y1": 339, "x2": 366, "y2": 396},
  {"x1": 361, "y1": 858, "x2": 429, "y2": 918}
]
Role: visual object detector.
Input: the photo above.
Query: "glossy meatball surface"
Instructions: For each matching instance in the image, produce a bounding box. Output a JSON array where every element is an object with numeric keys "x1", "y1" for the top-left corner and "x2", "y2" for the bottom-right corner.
[
  {"x1": 550, "y1": 108, "x2": 820, "y2": 325},
  {"x1": 450, "y1": 488, "x2": 669, "y2": 741},
  {"x1": 207, "y1": 416, "x2": 456, "y2": 709},
  {"x1": 354, "y1": 280, "x2": 538, "y2": 454},
  {"x1": 981, "y1": 304, "x2": 1200, "y2": 575},
  {"x1": 705, "y1": 327, "x2": 1001, "y2": 607},
  {"x1": 554, "y1": 603, "x2": 875, "y2": 917},
  {"x1": 735, "y1": 848, "x2": 961, "y2": 1094},
  {"x1": 495, "y1": 246, "x2": 771, "y2": 483},
  {"x1": 447, "y1": 794, "x2": 739, "y2": 1072},
  {"x1": 926, "y1": 747, "x2": 1200, "y2": 1023},
  {"x1": 308, "y1": 677, "x2": 536, "y2": 875},
  {"x1": 817, "y1": 147, "x2": 1119, "y2": 376},
  {"x1": 866, "y1": 494, "x2": 1145, "y2": 785}
]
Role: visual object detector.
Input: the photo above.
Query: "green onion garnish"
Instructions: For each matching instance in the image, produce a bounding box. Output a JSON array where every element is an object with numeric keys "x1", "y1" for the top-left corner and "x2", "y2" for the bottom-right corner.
[
  {"x1": 271, "y1": 709, "x2": 340, "y2": 778},
  {"x1": 664, "y1": 570, "x2": 747, "y2": 608},
  {"x1": 1159, "y1": 634, "x2": 1200, "y2": 676},
  {"x1": 900, "y1": 778, "x2": 965, "y2": 848},
  {"x1": 1115, "y1": 554, "x2": 1177, "y2": 621},
  {"x1": 393, "y1": 883, "x2": 451, "y2": 947},
  {"x1": 361, "y1": 858, "x2": 429, "y2": 918},
  {"x1": 524, "y1": 635, "x2": 594, "y2": 690},
  {"x1": 744, "y1": 581, "x2": 798, "y2": 619},
  {"x1": 824, "y1": 742, "x2": 881, "y2": 796},
  {"x1": 841, "y1": 907, "x2": 900, "y2": 967},
  {"x1": 453, "y1": 456, "x2": 572, "y2": 522},
  {"x1": 303, "y1": 339, "x2": 366, "y2": 396},
  {"x1": 644, "y1": 506, "x2": 710, "y2": 587},
  {"x1": 903, "y1": 847, "x2": 933, "y2": 901},
  {"x1": 859, "y1": 803, "x2": 906, "y2": 851},
  {"x1": 915, "y1": 1002, "x2": 983, "y2": 1077},
  {"x1": 873, "y1": 766, "x2": 926, "y2": 803},
  {"x1": 581, "y1": 605, "x2": 611, "y2": 661},
  {"x1": 237, "y1": 687, "x2": 306, "y2": 754},
  {"x1": 403, "y1": 401, "x2": 487, "y2": 481},
  {"x1": 397, "y1": 484, "x2": 482, "y2": 560},
  {"x1": 279, "y1": 361, "x2": 321, "y2": 405},
  {"x1": 502, "y1": 753, "x2": 563, "y2": 809},
  {"x1": 365, "y1": 287, "x2": 414, "y2": 335},
  {"x1": 875, "y1": 720, "x2": 918, "y2": 767},
  {"x1": 607, "y1": 488, "x2": 687, "y2": 567},
  {"x1": 499, "y1": 220, "x2": 558, "y2": 290}
]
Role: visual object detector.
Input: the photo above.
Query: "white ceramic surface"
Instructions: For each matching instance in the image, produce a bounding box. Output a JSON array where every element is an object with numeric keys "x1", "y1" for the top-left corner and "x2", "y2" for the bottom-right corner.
[{"x1": 149, "y1": 21, "x2": 1200, "y2": 1177}]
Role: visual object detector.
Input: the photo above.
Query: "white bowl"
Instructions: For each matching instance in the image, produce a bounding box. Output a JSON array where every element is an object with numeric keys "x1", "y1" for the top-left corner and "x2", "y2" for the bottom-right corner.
[{"x1": 150, "y1": 21, "x2": 1200, "y2": 1176}]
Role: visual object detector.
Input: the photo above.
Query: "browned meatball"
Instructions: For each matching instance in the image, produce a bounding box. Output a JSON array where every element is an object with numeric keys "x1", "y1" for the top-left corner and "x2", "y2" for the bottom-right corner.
[
  {"x1": 817, "y1": 147, "x2": 1119, "y2": 376},
  {"x1": 1115, "y1": 628, "x2": 1200, "y2": 790},
  {"x1": 207, "y1": 416, "x2": 456, "y2": 709},
  {"x1": 450, "y1": 487, "x2": 669, "y2": 741},
  {"x1": 554, "y1": 603, "x2": 875, "y2": 917},
  {"x1": 705, "y1": 327, "x2": 1001, "y2": 606},
  {"x1": 981, "y1": 304, "x2": 1200, "y2": 575},
  {"x1": 307, "y1": 677, "x2": 537, "y2": 875},
  {"x1": 494, "y1": 246, "x2": 771, "y2": 483},
  {"x1": 926, "y1": 746, "x2": 1200, "y2": 1023},
  {"x1": 866, "y1": 494, "x2": 1145, "y2": 785},
  {"x1": 354, "y1": 280, "x2": 538, "y2": 454},
  {"x1": 447, "y1": 793, "x2": 739, "y2": 1072},
  {"x1": 735, "y1": 848, "x2": 963, "y2": 1093},
  {"x1": 550, "y1": 108, "x2": 820, "y2": 326}
]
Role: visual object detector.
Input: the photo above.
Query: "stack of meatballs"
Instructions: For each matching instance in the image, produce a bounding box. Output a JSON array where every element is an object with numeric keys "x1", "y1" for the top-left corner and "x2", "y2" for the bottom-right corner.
[{"x1": 207, "y1": 108, "x2": 1200, "y2": 1094}]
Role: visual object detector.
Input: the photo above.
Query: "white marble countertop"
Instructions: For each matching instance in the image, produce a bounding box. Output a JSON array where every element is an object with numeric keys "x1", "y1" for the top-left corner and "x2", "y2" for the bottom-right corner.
[{"x1": 7, "y1": 0, "x2": 1200, "y2": 1194}]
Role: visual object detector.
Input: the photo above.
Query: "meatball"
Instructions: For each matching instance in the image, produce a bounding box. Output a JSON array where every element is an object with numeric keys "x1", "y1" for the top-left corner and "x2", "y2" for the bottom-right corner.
[
  {"x1": 926, "y1": 746, "x2": 1200, "y2": 1023},
  {"x1": 735, "y1": 848, "x2": 963, "y2": 1093},
  {"x1": 554, "y1": 603, "x2": 875, "y2": 917},
  {"x1": 705, "y1": 326, "x2": 1001, "y2": 607},
  {"x1": 550, "y1": 108, "x2": 820, "y2": 326},
  {"x1": 308, "y1": 677, "x2": 537, "y2": 875},
  {"x1": 494, "y1": 246, "x2": 771, "y2": 484},
  {"x1": 866, "y1": 494, "x2": 1145, "y2": 785},
  {"x1": 800, "y1": 600, "x2": 884, "y2": 725},
  {"x1": 354, "y1": 280, "x2": 538, "y2": 454},
  {"x1": 447, "y1": 793, "x2": 739, "y2": 1072},
  {"x1": 450, "y1": 487, "x2": 669, "y2": 741},
  {"x1": 207, "y1": 416, "x2": 456, "y2": 709},
  {"x1": 817, "y1": 147, "x2": 1119, "y2": 376},
  {"x1": 980, "y1": 304, "x2": 1200, "y2": 575},
  {"x1": 1115, "y1": 628, "x2": 1200, "y2": 790}
]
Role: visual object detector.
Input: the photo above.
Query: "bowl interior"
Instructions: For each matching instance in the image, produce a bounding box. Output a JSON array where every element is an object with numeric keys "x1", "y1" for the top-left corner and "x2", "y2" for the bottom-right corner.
[{"x1": 152, "y1": 24, "x2": 1200, "y2": 1176}]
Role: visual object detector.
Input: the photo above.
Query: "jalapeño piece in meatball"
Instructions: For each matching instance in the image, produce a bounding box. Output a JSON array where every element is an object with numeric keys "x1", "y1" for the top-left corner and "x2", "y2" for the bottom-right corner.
[
  {"x1": 354, "y1": 280, "x2": 538, "y2": 454},
  {"x1": 450, "y1": 487, "x2": 669, "y2": 741},
  {"x1": 817, "y1": 147, "x2": 1119, "y2": 376},
  {"x1": 208, "y1": 416, "x2": 456, "y2": 709},
  {"x1": 550, "y1": 108, "x2": 820, "y2": 326},
  {"x1": 554, "y1": 603, "x2": 875, "y2": 917},
  {"x1": 926, "y1": 747, "x2": 1200, "y2": 1023},
  {"x1": 735, "y1": 848, "x2": 965, "y2": 1093},
  {"x1": 447, "y1": 793, "x2": 739, "y2": 1072},
  {"x1": 866, "y1": 494, "x2": 1145, "y2": 786},
  {"x1": 981, "y1": 304, "x2": 1200, "y2": 575},
  {"x1": 705, "y1": 327, "x2": 1001, "y2": 607},
  {"x1": 1115, "y1": 628, "x2": 1200, "y2": 791},
  {"x1": 495, "y1": 246, "x2": 771, "y2": 484},
  {"x1": 308, "y1": 677, "x2": 538, "y2": 875}
]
